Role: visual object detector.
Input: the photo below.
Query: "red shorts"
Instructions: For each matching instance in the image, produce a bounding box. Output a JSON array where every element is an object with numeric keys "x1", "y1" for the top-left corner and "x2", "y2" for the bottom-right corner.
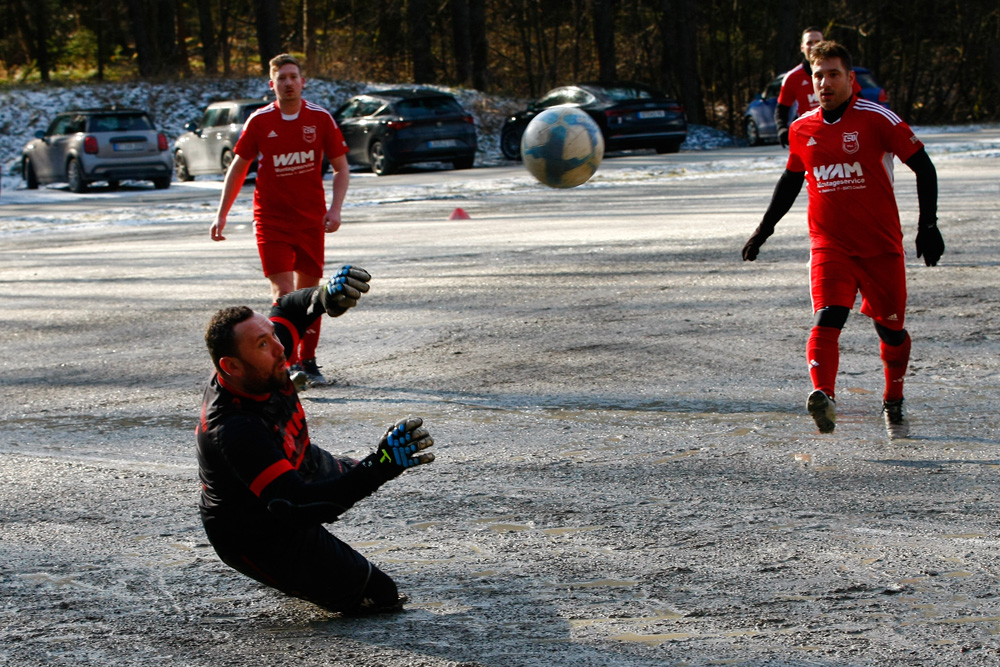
[
  {"x1": 809, "y1": 249, "x2": 907, "y2": 330},
  {"x1": 255, "y1": 223, "x2": 324, "y2": 279}
]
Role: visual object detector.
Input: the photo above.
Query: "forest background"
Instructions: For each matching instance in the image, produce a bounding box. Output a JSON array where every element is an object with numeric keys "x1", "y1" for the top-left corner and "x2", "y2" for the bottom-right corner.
[{"x1": 1, "y1": 0, "x2": 998, "y2": 136}]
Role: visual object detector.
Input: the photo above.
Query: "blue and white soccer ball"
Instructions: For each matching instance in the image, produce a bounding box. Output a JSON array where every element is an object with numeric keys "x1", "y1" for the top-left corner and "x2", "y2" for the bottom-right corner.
[{"x1": 521, "y1": 106, "x2": 604, "y2": 189}]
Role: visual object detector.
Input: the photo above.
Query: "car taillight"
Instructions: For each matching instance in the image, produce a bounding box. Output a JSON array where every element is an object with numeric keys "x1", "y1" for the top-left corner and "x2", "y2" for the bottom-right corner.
[
  {"x1": 84, "y1": 136, "x2": 99, "y2": 154},
  {"x1": 386, "y1": 120, "x2": 414, "y2": 130},
  {"x1": 878, "y1": 89, "x2": 889, "y2": 104},
  {"x1": 462, "y1": 114, "x2": 475, "y2": 124},
  {"x1": 157, "y1": 133, "x2": 169, "y2": 151},
  {"x1": 604, "y1": 109, "x2": 627, "y2": 118}
]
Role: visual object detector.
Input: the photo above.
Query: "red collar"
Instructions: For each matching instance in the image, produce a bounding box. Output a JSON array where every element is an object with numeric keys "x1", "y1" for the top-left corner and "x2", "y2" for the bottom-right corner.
[{"x1": 217, "y1": 372, "x2": 272, "y2": 402}]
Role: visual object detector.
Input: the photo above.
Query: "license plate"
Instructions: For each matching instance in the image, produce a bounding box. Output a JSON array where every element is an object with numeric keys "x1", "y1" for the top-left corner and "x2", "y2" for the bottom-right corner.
[
  {"x1": 114, "y1": 141, "x2": 145, "y2": 151},
  {"x1": 428, "y1": 139, "x2": 458, "y2": 149},
  {"x1": 638, "y1": 110, "x2": 666, "y2": 119}
]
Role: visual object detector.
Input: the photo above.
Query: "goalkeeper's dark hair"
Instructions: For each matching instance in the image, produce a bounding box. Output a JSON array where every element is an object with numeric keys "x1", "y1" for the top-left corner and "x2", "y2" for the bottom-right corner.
[
  {"x1": 205, "y1": 306, "x2": 255, "y2": 373},
  {"x1": 809, "y1": 40, "x2": 853, "y2": 72}
]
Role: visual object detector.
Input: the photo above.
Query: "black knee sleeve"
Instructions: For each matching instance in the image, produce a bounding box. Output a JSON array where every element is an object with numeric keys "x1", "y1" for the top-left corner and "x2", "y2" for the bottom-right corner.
[
  {"x1": 813, "y1": 305, "x2": 849, "y2": 329},
  {"x1": 875, "y1": 323, "x2": 908, "y2": 346}
]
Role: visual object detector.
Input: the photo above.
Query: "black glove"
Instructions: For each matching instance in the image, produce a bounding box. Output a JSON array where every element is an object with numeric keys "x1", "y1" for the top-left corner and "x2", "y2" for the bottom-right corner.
[
  {"x1": 915, "y1": 224, "x2": 944, "y2": 267},
  {"x1": 742, "y1": 223, "x2": 775, "y2": 261},
  {"x1": 317, "y1": 265, "x2": 371, "y2": 317},
  {"x1": 777, "y1": 128, "x2": 789, "y2": 148},
  {"x1": 363, "y1": 418, "x2": 435, "y2": 481}
]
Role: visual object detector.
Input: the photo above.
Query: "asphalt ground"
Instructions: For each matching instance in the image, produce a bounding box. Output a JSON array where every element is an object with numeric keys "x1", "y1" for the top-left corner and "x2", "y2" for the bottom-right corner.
[{"x1": 1, "y1": 136, "x2": 999, "y2": 666}]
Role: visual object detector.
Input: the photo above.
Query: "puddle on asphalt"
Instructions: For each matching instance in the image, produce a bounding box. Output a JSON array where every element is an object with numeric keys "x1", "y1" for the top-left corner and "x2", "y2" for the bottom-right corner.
[
  {"x1": 569, "y1": 610, "x2": 683, "y2": 628},
  {"x1": 611, "y1": 632, "x2": 694, "y2": 645},
  {"x1": 559, "y1": 578, "x2": 637, "y2": 589},
  {"x1": 540, "y1": 526, "x2": 602, "y2": 536}
]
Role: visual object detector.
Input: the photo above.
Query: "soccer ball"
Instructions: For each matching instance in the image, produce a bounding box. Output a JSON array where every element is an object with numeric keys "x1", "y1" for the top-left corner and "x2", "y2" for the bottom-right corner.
[{"x1": 521, "y1": 106, "x2": 604, "y2": 188}]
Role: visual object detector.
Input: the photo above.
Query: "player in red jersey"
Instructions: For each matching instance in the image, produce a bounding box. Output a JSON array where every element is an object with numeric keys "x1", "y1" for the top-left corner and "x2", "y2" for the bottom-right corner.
[
  {"x1": 742, "y1": 41, "x2": 944, "y2": 439},
  {"x1": 211, "y1": 54, "x2": 350, "y2": 388},
  {"x1": 774, "y1": 27, "x2": 861, "y2": 148}
]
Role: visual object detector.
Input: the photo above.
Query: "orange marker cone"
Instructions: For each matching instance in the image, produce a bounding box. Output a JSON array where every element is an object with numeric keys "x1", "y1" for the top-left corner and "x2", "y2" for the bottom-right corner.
[{"x1": 449, "y1": 207, "x2": 471, "y2": 220}]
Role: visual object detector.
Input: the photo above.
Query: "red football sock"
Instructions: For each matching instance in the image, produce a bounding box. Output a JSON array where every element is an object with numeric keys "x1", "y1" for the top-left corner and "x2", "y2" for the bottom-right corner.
[
  {"x1": 880, "y1": 331, "x2": 911, "y2": 402},
  {"x1": 806, "y1": 326, "x2": 841, "y2": 400},
  {"x1": 299, "y1": 317, "x2": 321, "y2": 362}
]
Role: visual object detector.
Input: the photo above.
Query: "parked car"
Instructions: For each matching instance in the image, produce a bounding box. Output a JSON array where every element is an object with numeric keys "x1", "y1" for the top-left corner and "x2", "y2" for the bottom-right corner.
[
  {"x1": 500, "y1": 82, "x2": 687, "y2": 160},
  {"x1": 173, "y1": 99, "x2": 270, "y2": 181},
  {"x1": 743, "y1": 67, "x2": 889, "y2": 146},
  {"x1": 22, "y1": 109, "x2": 172, "y2": 192},
  {"x1": 332, "y1": 89, "x2": 477, "y2": 176}
]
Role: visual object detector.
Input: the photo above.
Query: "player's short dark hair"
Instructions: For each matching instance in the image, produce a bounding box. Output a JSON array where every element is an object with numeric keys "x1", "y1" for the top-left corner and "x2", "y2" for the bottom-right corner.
[
  {"x1": 269, "y1": 53, "x2": 302, "y2": 77},
  {"x1": 802, "y1": 26, "x2": 824, "y2": 37},
  {"x1": 205, "y1": 306, "x2": 255, "y2": 372},
  {"x1": 809, "y1": 40, "x2": 853, "y2": 72}
]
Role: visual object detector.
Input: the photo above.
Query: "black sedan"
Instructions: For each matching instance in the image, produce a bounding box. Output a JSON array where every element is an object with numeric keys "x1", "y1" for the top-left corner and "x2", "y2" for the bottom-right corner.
[
  {"x1": 500, "y1": 82, "x2": 687, "y2": 160},
  {"x1": 332, "y1": 89, "x2": 478, "y2": 176}
]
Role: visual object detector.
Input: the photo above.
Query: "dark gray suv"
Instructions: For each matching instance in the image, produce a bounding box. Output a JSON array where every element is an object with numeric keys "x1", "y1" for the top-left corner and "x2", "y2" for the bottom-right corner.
[
  {"x1": 172, "y1": 99, "x2": 270, "y2": 181},
  {"x1": 22, "y1": 109, "x2": 173, "y2": 192}
]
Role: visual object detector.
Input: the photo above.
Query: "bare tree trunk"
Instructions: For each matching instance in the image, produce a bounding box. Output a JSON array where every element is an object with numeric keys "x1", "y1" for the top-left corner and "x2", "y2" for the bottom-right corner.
[
  {"x1": 255, "y1": 0, "x2": 281, "y2": 74},
  {"x1": 196, "y1": 0, "x2": 218, "y2": 75},
  {"x1": 451, "y1": 0, "x2": 472, "y2": 84},
  {"x1": 126, "y1": 0, "x2": 156, "y2": 78},
  {"x1": 591, "y1": 0, "x2": 616, "y2": 81},
  {"x1": 218, "y1": 0, "x2": 231, "y2": 76},
  {"x1": 469, "y1": 0, "x2": 488, "y2": 90},
  {"x1": 303, "y1": 0, "x2": 317, "y2": 74},
  {"x1": 176, "y1": 0, "x2": 191, "y2": 77},
  {"x1": 409, "y1": 0, "x2": 434, "y2": 83}
]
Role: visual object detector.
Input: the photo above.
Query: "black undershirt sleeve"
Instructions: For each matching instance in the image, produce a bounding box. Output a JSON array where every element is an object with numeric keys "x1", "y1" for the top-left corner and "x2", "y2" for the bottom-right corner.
[
  {"x1": 775, "y1": 103, "x2": 791, "y2": 133},
  {"x1": 260, "y1": 455, "x2": 388, "y2": 524},
  {"x1": 903, "y1": 148, "x2": 938, "y2": 228},
  {"x1": 761, "y1": 169, "x2": 806, "y2": 231}
]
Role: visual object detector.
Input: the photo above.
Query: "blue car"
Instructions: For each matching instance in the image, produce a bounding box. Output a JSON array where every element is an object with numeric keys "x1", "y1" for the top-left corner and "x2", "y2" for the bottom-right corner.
[{"x1": 743, "y1": 67, "x2": 889, "y2": 146}]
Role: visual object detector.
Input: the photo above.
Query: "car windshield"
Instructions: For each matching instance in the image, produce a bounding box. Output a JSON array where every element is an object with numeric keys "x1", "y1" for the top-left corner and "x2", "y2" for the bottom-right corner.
[
  {"x1": 395, "y1": 97, "x2": 463, "y2": 118},
  {"x1": 89, "y1": 114, "x2": 152, "y2": 132},
  {"x1": 598, "y1": 86, "x2": 659, "y2": 101},
  {"x1": 240, "y1": 104, "x2": 268, "y2": 121}
]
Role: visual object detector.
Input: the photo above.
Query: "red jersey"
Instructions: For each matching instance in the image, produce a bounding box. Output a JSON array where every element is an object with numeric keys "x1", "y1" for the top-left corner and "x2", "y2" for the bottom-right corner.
[
  {"x1": 778, "y1": 64, "x2": 863, "y2": 119},
  {"x1": 787, "y1": 96, "x2": 923, "y2": 257},
  {"x1": 235, "y1": 100, "x2": 348, "y2": 231}
]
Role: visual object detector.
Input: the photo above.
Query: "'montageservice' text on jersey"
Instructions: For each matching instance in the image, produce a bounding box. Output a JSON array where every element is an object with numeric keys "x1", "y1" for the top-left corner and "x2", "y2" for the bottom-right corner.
[
  {"x1": 787, "y1": 96, "x2": 923, "y2": 257},
  {"x1": 235, "y1": 101, "x2": 348, "y2": 231}
]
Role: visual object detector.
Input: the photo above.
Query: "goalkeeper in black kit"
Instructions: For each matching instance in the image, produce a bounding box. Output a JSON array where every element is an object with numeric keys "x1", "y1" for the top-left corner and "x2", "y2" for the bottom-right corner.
[{"x1": 196, "y1": 266, "x2": 435, "y2": 614}]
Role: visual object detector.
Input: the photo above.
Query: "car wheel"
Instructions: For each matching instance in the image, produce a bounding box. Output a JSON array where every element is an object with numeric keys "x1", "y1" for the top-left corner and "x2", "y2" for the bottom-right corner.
[
  {"x1": 500, "y1": 126, "x2": 523, "y2": 161},
  {"x1": 369, "y1": 141, "x2": 395, "y2": 176},
  {"x1": 67, "y1": 158, "x2": 88, "y2": 193},
  {"x1": 175, "y1": 151, "x2": 193, "y2": 181},
  {"x1": 153, "y1": 176, "x2": 171, "y2": 190},
  {"x1": 107, "y1": 179, "x2": 120, "y2": 191},
  {"x1": 23, "y1": 157, "x2": 39, "y2": 189},
  {"x1": 745, "y1": 118, "x2": 761, "y2": 146},
  {"x1": 221, "y1": 149, "x2": 234, "y2": 172},
  {"x1": 655, "y1": 141, "x2": 682, "y2": 154},
  {"x1": 452, "y1": 157, "x2": 474, "y2": 170}
]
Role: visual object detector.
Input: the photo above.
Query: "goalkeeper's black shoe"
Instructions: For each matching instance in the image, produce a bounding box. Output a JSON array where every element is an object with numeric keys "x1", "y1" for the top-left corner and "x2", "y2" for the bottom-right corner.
[{"x1": 300, "y1": 358, "x2": 330, "y2": 387}]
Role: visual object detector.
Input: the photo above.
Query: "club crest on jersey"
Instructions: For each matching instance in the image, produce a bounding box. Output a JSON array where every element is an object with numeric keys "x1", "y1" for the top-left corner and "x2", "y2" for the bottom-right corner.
[
  {"x1": 303, "y1": 125, "x2": 317, "y2": 144},
  {"x1": 842, "y1": 131, "x2": 860, "y2": 154}
]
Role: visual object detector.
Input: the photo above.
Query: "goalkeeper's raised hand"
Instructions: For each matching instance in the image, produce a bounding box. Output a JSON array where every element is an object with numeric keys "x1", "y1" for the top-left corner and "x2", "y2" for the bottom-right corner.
[
  {"x1": 318, "y1": 265, "x2": 371, "y2": 317},
  {"x1": 365, "y1": 418, "x2": 435, "y2": 480}
]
